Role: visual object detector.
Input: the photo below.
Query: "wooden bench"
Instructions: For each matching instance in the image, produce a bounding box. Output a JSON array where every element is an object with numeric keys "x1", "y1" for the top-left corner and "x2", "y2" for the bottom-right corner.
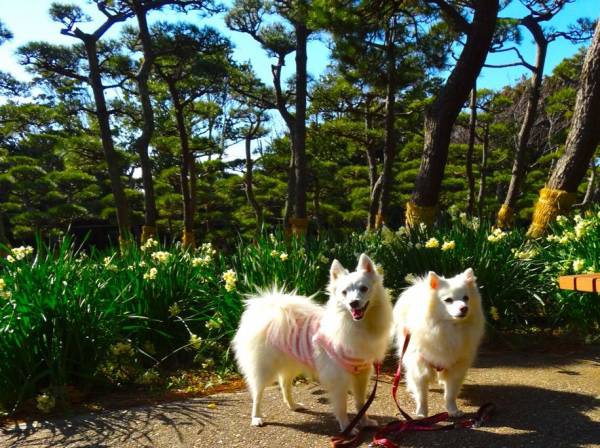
[{"x1": 558, "y1": 274, "x2": 600, "y2": 293}]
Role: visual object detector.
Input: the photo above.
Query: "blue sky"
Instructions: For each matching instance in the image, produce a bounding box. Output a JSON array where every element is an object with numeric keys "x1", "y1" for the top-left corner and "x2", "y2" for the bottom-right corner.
[
  {"x1": 1, "y1": 1, "x2": 597, "y2": 88},
  {"x1": 482, "y1": 0, "x2": 599, "y2": 88},
  {"x1": 0, "y1": 2, "x2": 329, "y2": 90},
  {"x1": 0, "y1": 1, "x2": 598, "y2": 155}
]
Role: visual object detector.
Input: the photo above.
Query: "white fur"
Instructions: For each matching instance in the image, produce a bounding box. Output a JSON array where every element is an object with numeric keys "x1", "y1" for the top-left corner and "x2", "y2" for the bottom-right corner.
[
  {"x1": 393, "y1": 268, "x2": 485, "y2": 418},
  {"x1": 232, "y1": 254, "x2": 393, "y2": 432}
]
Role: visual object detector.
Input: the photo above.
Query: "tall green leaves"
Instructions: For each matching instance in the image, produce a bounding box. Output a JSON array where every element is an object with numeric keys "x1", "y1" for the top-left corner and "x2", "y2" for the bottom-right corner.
[{"x1": 1, "y1": 208, "x2": 599, "y2": 414}]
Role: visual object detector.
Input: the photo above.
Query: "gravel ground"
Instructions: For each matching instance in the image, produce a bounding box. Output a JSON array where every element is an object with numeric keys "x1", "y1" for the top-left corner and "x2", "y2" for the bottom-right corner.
[{"x1": 2, "y1": 346, "x2": 600, "y2": 448}]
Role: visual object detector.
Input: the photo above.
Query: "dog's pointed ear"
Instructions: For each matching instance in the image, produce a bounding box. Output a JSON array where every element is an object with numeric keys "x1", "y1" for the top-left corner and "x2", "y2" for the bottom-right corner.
[
  {"x1": 330, "y1": 259, "x2": 346, "y2": 281},
  {"x1": 356, "y1": 253, "x2": 375, "y2": 275},
  {"x1": 463, "y1": 268, "x2": 476, "y2": 284},
  {"x1": 428, "y1": 271, "x2": 441, "y2": 290}
]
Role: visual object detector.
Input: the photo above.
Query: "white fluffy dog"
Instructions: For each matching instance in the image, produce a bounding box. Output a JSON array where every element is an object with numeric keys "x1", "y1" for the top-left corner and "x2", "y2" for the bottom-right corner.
[
  {"x1": 393, "y1": 268, "x2": 484, "y2": 418},
  {"x1": 233, "y1": 254, "x2": 393, "y2": 432}
]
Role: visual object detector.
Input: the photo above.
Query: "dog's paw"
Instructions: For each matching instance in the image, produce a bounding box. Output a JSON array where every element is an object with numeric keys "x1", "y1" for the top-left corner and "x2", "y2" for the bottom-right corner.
[
  {"x1": 415, "y1": 407, "x2": 428, "y2": 419},
  {"x1": 447, "y1": 407, "x2": 464, "y2": 417},
  {"x1": 251, "y1": 417, "x2": 265, "y2": 427},
  {"x1": 339, "y1": 421, "x2": 358, "y2": 435},
  {"x1": 289, "y1": 402, "x2": 306, "y2": 412},
  {"x1": 345, "y1": 426, "x2": 360, "y2": 436},
  {"x1": 359, "y1": 416, "x2": 378, "y2": 428}
]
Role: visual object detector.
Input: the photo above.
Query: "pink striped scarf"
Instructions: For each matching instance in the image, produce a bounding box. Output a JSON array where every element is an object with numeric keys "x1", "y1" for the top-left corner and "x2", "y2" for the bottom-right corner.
[{"x1": 266, "y1": 314, "x2": 371, "y2": 374}]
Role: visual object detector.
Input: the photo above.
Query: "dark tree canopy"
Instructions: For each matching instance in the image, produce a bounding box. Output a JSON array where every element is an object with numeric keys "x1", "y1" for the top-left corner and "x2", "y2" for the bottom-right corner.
[{"x1": 0, "y1": 1, "x2": 597, "y2": 245}]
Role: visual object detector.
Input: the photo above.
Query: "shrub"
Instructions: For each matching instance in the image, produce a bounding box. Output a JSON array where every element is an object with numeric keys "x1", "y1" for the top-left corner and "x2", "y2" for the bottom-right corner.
[
  {"x1": 536, "y1": 210, "x2": 600, "y2": 332},
  {"x1": 0, "y1": 238, "x2": 241, "y2": 414}
]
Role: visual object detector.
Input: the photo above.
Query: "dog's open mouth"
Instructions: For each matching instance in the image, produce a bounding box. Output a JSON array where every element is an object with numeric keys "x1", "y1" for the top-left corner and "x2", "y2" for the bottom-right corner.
[{"x1": 350, "y1": 302, "x2": 369, "y2": 320}]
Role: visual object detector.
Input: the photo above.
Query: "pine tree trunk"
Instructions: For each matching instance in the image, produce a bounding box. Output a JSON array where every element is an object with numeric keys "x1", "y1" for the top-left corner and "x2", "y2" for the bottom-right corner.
[
  {"x1": 528, "y1": 20, "x2": 600, "y2": 237},
  {"x1": 365, "y1": 111, "x2": 380, "y2": 231},
  {"x1": 189, "y1": 146, "x2": 197, "y2": 238},
  {"x1": 376, "y1": 22, "x2": 396, "y2": 229},
  {"x1": 244, "y1": 133, "x2": 263, "y2": 233},
  {"x1": 132, "y1": 0, "x2": 158, "y2": 241},
  {"x1": 466, "y1": 84, "x2": 477, "y2": 216},
  {"x1": 283, "y1": 150, "x2": 296, "y2": 230},
  {"x1": 0, "y1": 209, "x2": 8, "y2": 245},
  {"x1": 498, "y1": 18, "x2": 547, "y2": 228},
  {"x1": 477, "y1": 125, "x2": 490, "y2": 219},
  {"x1": 592, "y1": 175, "x2": 600, "y2": 203},
  {"x1": 270, "y1": 58, "x2": 295, "y2": 232},
  {"x1": 293, "y1": 21, "x2": 308, "y2": 232},
  {"x1": 313, "y1": 176, "x2": 322, "y2": 233},
  {"x1": 84, "y1": 38, "x2": 131, "y2": 241},
  {"x1": 169, "y1": 83, "x2": 195, "y2": 248},
  {"x1": 407, "y1": 0, "x2": 499, "y2": 227},
  {"x1": 576, "y1": 160, "x2": 596, "y2": 208}
]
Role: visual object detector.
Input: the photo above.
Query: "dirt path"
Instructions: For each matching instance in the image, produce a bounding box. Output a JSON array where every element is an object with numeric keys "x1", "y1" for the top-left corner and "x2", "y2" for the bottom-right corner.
[{"x1": 2, "y1": 347, "x2": 600, "y2": 448}]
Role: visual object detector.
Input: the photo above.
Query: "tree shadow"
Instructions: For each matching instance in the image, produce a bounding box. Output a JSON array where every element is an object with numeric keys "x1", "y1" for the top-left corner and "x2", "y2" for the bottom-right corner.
[
  {"x1": 474, "y1": 345, "x2": 600, "y2": 370},
  {"x1": 267, "y1": 407, "x2": 389, "y2": 440},
  {"x1": 261, "y1": 383, "x2": 600, "y2": 448},
  {"x1": 3, "y1": 355, "x2": 599, "y2": 448},
  {"x1": 385, "y1": 383, "x2": 600, "y2": 448},
  {"x1": 1, "y1": 396, "x2": 239, "y2": 448}
]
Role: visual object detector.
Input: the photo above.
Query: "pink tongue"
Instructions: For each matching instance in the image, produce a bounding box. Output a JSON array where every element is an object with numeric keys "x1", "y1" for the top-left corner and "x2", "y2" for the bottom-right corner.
[{"x1": 351, "y1": 308, "x2": 364, "y2": 319}]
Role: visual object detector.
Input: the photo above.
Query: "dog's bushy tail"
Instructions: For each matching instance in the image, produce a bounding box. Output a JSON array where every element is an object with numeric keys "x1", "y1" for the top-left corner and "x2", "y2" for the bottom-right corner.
[{"x1": 233, "y1": 286, "x2": 323, "y2": 349}]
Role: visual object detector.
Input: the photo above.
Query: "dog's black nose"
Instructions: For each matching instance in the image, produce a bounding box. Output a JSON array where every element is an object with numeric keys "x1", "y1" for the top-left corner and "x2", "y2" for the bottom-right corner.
[
  {"x1": 350, "y1": 300, "x2": 361, "y2": 309},
  {"x1": 460, "y1": 306, "x2": 468, "y2": 314}
]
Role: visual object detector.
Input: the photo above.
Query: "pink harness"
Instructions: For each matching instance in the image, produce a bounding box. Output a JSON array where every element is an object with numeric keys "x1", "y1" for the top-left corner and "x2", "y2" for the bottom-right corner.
[
  {"x1": 419, "y1": 354, "x2": 446, "y2": 372},
  {"x1": 266, "y1": 315, "x2": 371, "y2": 374},
  {"x1": 313, "y1": 331, "x2": 371, "y2": 374},
  {"x1": 266, "y1": 314, "x2": 320, "y2": 369}
]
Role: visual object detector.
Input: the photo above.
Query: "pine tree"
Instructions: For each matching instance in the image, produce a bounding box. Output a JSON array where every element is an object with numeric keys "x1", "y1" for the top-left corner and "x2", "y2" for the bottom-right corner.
[
  {"x1": 407, "y1": 0, "x2": 499, "y2": 227},
  {"x1": 528, "y1": 19, "x2": 600, "y2": 237}
]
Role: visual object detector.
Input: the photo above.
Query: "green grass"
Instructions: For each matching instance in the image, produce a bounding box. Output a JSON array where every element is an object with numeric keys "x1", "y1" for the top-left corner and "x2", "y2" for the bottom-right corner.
[{"x1": 0, "y1": 207, "x2": 598, "y2": 416}]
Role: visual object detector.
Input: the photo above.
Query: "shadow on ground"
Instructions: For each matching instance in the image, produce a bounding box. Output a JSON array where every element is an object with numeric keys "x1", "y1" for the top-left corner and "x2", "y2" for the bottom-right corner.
[
  {"x1": 240, "y1": 380, "x2": 600, "y2": 448},
  {"x1": 474, "y1": 345, "x2": 600, "y2": 370},
  {"x1": 376, "y1": 345, "x2": 600, "y2": 375},
  {"x1": 1, "y1": 396, "x2": 239, "y2": 448},
  {"x1": 2, "y1": 347, "x2": 600, "y2": 448}
]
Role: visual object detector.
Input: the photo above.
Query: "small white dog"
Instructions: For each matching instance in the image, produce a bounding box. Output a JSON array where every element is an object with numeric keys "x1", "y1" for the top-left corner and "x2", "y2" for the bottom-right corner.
[
  {"x1": 393, "y1": 268, "x2": 484, "y2": 418},
  {"x1": 233, "y1": 254, "x2": 393, "y2": 432}
]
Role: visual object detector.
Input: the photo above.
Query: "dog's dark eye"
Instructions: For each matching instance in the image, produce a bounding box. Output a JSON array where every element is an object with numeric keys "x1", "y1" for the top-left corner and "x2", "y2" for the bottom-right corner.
[
  {"x1": 443, "y1": 297, "x2": 453, "y2": 303},
  {"x1": 463, "y1": 295, "x2": 469, "y2": 302},
  {"x1": 342, "y1": 290, "x2": 347, "y2": 296},
  {"x1": 359, "y1": 285, "x2": 368, "y2": 293}
]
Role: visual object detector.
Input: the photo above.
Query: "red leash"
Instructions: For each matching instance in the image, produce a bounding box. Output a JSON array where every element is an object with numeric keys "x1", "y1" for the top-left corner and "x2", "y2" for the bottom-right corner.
[
  {"x1": 371, "y1": 333, "x2": 496, "y2": 448},
  {"x1": 330, "y1": 362, "x2": 381, "y2": 448},
  {"x1": 329, "y1": 333, "x2": 496, "y2": 448},
  {"x1": 371, "y1": 403, "x2": 496, "y2": 447}
]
